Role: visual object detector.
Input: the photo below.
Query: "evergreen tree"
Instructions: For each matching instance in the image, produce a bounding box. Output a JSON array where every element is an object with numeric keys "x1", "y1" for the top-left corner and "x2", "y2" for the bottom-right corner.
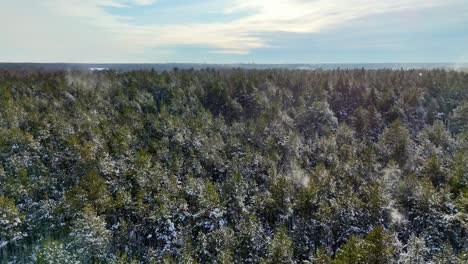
[
  {"x1": 398, "y1": 235, "x2": 429, "y2": 264},
  {"x1": 263, "y1": 227, "x2": 294, "y2": 264},
  {"x1": 69, "y1": 206, "x2": 111, "y2": 263}
]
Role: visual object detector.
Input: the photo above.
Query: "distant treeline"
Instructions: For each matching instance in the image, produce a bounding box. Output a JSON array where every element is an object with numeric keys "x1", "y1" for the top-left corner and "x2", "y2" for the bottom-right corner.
[{"x1": 1, "y1": 62, "x2": 467, "y2": 72}]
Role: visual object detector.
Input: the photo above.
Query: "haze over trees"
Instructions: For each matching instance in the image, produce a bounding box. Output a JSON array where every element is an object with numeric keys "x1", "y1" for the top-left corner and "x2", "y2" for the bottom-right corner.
[{"x1": 0, "y1": 68, "x2": 467, "y2": 263}]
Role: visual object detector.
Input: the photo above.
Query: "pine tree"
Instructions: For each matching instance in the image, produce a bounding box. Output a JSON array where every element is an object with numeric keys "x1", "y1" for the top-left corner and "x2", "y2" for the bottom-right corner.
[
  {"x1": 334, "y1": 236, "x2": 366, "y2": 264},
  {"x1": 450, "y1": 100, "x2": 468, "y2": 134},
  {"x1": 69, "y1": 206, "x2": 111, "y2": 263},
  {"x1": 378, "y1": 119, "x2": 410, "y2": 166},
  {"x1": 263, "y1": 227, "x2": 294, "y2": 264},
  {"x1": 0, "y1": 195, "x2": 24, "y2": 259},
  {"x1": 432, "y1": 242, "x2": 463, "y2": 264},
  {"x1": 398, "y1": 235, "x2": 429, "y2": 264},
  {"x1": 36, "y1": 239, "x2": 78, "y2": 264}
]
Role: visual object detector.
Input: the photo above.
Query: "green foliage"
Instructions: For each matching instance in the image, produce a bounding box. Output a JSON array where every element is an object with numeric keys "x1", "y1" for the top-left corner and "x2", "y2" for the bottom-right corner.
[
  {"x1": 422, "y1": 155, "x2": 445, "y2": 187},
  {"x1": 36, "y1": 239, "x2": 78, "y2": 264},
  {"x1": 309, "y1": 247, "x2": 333, "y2": 264},
  {"x1": 335, "y1": 226, "x2": 395, "y2": 264},
  {"x1": 65, "y1": 169, "x2": 112, "y2": 214},
  {"x1": 378, "y1": 119, "x2": 410, "y2": 166},
  {"x1": 110, "y1": 252, "x2": 138, "y2": 264},
  {"x1": 451, "y1": 100, "x2": 468, "y2": 134},
  {"x1": 0, "y1": 69, "x2": 466, "y2": 262},
  {"x1": 263, "y1": 227, "x2": 294, "y2": 264},
  {"x1": 399, "y1": 235, "x2": 429, "y2": 264},
  {"x1": 0, "y1": 195, "x2": 24, "y2": 242},
  {"x1": 69, "y1": 206, "x2": 111, "y2": 263},
  {"x1": 362, "y1": 226, "x2": 395, "y2": 264},
  {"x1": 333, "y1": 236, "x2": 366, "y2": 264}
]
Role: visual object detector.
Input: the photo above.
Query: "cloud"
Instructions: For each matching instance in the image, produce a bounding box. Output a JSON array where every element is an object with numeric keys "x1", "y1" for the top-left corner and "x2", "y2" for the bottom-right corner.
[
  {"x1": 210, "y1": 49, "x2": 250, "y2": 55},
  {"x1": 46, "y1": 0, "x2": 454, "y2": 52},
  {"x1": 53, "y1": 0, "x2": 454, "y2": 51},
  {"x1": 0, "y1": 0, "x2": 466, "y2": 62},
  {"x1": 225, "y1": 0, "x2": 439, "y2": 32},
  {"x1": 132, "y1": 0, "x2": 158, "y2": 5}
]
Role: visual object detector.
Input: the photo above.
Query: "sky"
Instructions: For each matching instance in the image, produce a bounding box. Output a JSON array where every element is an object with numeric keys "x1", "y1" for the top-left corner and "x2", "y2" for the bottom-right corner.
[{"x1": 1, "y1": 0, "x2": 468, "y2": 63}]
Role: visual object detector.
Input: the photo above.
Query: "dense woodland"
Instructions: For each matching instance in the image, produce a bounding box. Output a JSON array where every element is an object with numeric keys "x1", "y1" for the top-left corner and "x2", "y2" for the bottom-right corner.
[{"x1": 0, "y1": 68, "x2": 467, "y2": 263}]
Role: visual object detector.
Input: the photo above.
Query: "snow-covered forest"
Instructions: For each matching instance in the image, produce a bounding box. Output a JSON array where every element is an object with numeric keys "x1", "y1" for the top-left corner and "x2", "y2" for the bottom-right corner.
[{"x1": 0, "y1": 68, "x2": 467, "y2": 263}]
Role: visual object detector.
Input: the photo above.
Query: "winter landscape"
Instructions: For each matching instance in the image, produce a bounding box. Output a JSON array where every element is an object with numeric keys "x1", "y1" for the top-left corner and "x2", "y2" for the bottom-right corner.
[{"x1": 1, "y1": 0, "x2": 467, "y2": 263}]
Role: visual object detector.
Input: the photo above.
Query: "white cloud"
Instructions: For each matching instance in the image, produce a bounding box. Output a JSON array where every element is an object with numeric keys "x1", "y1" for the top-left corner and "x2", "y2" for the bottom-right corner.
[
  {"x1": 0, "y1": 0, "x2": 464, "y2": 61},
  {"x1": 210, "y1": 49, "x2": 250, "y2": 55},
  {"x1": 131, "y1": 0, "x2": 158, "y2": 5}
]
